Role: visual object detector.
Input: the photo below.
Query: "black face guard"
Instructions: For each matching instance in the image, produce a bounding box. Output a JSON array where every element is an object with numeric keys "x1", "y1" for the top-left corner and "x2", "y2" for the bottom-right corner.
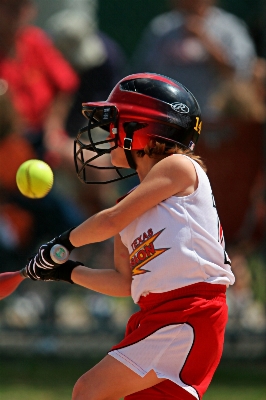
[{"x1": 74, "y1": 106, "x2": 137, "y2": 184}]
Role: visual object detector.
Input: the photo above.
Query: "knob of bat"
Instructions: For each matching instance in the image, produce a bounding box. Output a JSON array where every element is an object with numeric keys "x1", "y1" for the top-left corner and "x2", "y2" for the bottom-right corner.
[{"x1": 50, "y1": 244, "x2": 70, "y2": 264}]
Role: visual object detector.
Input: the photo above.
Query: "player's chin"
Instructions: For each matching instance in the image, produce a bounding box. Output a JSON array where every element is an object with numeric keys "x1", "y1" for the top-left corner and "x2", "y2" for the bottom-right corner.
[
  {"x1": 110, "y1": 152, "x2": 130, "y2": 169},
  {"x1": 111, "y1": 159, "x2": 130, "y2": 169}
]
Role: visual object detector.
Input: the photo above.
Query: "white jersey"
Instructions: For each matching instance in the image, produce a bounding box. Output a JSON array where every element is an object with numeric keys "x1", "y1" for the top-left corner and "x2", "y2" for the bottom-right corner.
[{"x1": 119, "y1": 155, "x2": 235, "y2": 303}]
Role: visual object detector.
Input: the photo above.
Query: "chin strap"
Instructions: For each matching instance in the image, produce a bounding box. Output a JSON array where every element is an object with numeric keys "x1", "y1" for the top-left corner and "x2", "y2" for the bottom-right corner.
[{"x1": 123, "y1": 122, "x2": 147, "y2": 170}]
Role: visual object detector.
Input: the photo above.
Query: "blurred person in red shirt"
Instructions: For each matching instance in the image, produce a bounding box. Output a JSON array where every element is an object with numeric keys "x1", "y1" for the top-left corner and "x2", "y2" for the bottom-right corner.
[
  {"x1": 0, "y1": 83, "x2": 35, "y2": 258},
  {"x1": 0, "y1": 0, "x2": 79, "y2": 161},
  {"x1": 0, "y1": 1, "x2": 85, "y2": 270},
  {"x1": 0, "y1": 82, "x2": 85, "y2": 272}
]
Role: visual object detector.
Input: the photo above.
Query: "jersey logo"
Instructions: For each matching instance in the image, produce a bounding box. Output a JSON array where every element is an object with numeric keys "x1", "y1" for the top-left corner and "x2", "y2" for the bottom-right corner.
[
  {"x1": 224, "y1": 250, "x2": 231, "y2": 266},
  {"x1": 130, "y1": 228, "x2": 169, "y2": 276},
  {"x1": 218, "y1": 218, "x2": 224, "y2": 245},
  {"x1": 212, "y1": 192, "x2": 224, "y2": 244},
  {"x1": 170, "y1": 102, "x2": 190, "y2": 113},
  {"x1": 212, "y1": 192, "x2": 231, "y2": 266}
]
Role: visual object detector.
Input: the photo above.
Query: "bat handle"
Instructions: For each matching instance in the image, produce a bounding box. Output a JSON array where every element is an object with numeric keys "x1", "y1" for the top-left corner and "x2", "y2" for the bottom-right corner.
[
  {"x1": 20, "y1": 268, "x2": 29, "y2": 279},
  {"x1": 19, "y1": 245, "x2": 69, "y2": 279},
  {"x1": 50, "y1": 244, "x2": 70, "y2": 264}
]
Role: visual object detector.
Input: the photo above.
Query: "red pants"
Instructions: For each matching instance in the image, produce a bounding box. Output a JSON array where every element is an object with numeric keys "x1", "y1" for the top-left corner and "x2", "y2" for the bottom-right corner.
[{"x1": 109, "y1": 283, "x2": 228, "y2": 399}]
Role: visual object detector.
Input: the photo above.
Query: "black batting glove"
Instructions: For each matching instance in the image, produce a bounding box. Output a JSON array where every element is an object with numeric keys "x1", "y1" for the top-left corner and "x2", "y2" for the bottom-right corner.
[
  {"x1": 29, "y1": 227, "x2": 76, "y2": 272},
  {"x1": 24, "y1": 258, "x2": 83, "y2": 284}
]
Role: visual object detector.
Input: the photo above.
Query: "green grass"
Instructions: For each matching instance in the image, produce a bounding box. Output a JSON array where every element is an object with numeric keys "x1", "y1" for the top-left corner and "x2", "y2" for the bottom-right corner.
[
  {"x1": 0, "y1": 386, "x2": 71, "y2": 400},
  {"x1": 205, "y1": 359, "x2": 266, "y2": 400},
  {"x1": 0, "y1": 355, "x2": 100, "y2": 400},
  {"x1": 205, "y1": 385, "x2": 266, "y2": 400},
  {"x1": 0, "y1": 356, "x2": 265, "y2": 400}
]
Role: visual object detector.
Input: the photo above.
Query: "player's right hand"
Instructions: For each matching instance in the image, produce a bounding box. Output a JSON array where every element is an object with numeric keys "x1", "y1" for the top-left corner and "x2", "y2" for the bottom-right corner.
[{"x1": 28, "y1": 227, "x2": 76, "y2": 271}]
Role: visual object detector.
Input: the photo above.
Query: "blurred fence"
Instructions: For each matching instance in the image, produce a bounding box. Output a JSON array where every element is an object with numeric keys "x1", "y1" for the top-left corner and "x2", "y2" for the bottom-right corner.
[
  {"x1": 0, "y1": 277, "x2": 265, "y2": 359},
  {"x1": 0, "y1": 274, "x2": 137, "y2": 357}
]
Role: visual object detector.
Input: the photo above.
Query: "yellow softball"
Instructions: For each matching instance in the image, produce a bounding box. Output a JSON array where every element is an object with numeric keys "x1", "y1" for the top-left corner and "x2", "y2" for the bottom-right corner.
[{"x1": 16, "y1": 159, "x2": 54, "y2": 199}]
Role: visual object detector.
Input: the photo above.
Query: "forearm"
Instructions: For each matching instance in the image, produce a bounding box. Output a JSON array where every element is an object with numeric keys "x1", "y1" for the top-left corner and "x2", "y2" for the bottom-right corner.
[
  {"x1": 69, "y1": 208, "x2": 123, "y2": 247},
  {"x1": 71, "y1": 265, "x2": 132, "y2": 297}
]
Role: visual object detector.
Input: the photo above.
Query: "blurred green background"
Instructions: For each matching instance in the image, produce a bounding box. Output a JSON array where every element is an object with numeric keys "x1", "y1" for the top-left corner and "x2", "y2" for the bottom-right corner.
[{"x1": 0, "y1": 356, "x2": 266, "y2": 400}]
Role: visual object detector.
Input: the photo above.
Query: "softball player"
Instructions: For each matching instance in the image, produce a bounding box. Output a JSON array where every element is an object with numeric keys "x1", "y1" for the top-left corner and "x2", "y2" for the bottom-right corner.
[{"x1": 25, "y1": 73, "x2": 235, "y2": 400}]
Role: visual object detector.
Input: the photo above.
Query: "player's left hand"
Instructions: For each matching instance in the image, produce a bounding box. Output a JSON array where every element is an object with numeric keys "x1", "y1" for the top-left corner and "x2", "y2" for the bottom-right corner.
[{"x1": 24, "y1": 257, "x2": 83, "y2": 283}]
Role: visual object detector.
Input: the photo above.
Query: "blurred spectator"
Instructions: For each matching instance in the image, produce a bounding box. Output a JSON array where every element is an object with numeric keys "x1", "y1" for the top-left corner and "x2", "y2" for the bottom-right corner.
[
  {"x1": 46, "y1": 0, "x2": 127, "y2": 137},
  {"x1": 0, "y1": 0, "x2": 87, "y2": 273},
  {"x1": 210, "y1": 57, "x2": 266, "y2": 122},
  {"x1": 130, "y1": 0, "x2": 257, "y2": 118},
  {"x1": 0, "y1": 85, "x2": 36, "y2": 262},
  {"x1": 130, "y1": 0, "x2": 266, "y2": 249},
  {"x1": 0, "y1": 85, "x2": 85, "y2": 272},
  {"x1": 0, "y1": 0, "x2": 79, "y2": 162},
  {"x1": 45, "y1": 0, "x2": 128, "y2": 216}
]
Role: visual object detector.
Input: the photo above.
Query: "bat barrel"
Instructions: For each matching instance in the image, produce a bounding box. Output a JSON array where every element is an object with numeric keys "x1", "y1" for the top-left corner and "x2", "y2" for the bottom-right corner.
[{"x1": 0, "y1": 271, "x2": 26, "y2": 300}]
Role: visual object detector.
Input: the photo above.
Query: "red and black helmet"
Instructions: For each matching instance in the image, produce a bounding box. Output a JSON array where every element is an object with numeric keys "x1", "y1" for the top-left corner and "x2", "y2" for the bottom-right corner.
[{"x1": 74, "y1": 73, "x2": 202, "y2": 184}]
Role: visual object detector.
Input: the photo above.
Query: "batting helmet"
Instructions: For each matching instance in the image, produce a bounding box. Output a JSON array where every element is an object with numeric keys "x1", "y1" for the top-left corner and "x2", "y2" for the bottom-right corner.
[{"x1": 74, "y1": 73, "x2": 202, "y2": 184}]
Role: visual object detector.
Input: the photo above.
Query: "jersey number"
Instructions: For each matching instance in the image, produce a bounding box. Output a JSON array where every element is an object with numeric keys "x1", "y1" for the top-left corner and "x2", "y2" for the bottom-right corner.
[{"x1": 194, "y1": 117, "x2": 202, "y2": 134}]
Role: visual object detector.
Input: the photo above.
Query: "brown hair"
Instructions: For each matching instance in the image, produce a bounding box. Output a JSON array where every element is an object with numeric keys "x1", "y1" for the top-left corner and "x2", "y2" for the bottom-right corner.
[{"x1": 137, "y1": 141, "x2": 207, "y2": 172}]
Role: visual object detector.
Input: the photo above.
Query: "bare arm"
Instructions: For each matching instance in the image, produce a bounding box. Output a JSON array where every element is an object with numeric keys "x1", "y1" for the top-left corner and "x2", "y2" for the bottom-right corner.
[
  {"x1": 71, "y1": 234, "x2": 132, "y2": 297},
  {"x1": 70, "y1": 155, "x2": 197, "y2": 247}
]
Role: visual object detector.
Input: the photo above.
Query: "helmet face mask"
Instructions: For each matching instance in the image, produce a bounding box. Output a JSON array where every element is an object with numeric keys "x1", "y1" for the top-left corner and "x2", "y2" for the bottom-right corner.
[
  {"x1": 74, "y1": 73, "x2": 202, "y2": 184},
  {"x1": 74, "y1": 106, "x2": 138, "y2": 184}
]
